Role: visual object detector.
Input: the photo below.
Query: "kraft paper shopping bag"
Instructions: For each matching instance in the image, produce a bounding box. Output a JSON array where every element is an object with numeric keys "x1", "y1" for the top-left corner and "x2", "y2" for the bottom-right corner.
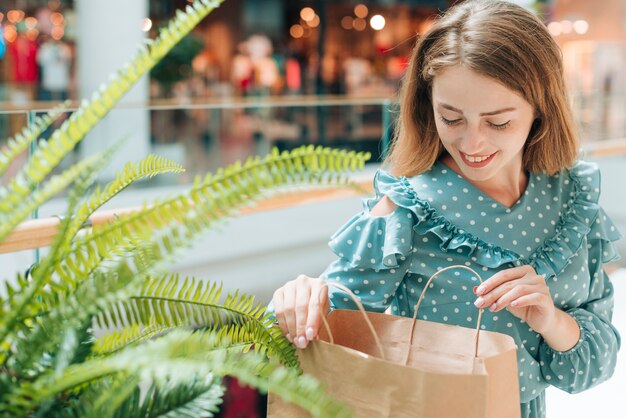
[{"x1": 268, "y1": 265, "x2": 521, "y2": 418}]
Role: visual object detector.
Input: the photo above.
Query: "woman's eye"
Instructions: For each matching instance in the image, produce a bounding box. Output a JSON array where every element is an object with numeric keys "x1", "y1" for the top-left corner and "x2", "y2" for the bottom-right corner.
[
  {"x1": 488, "y1": 121, "x2": 511, "y2": 130},
  {"x1": 440, "y1": 116, "x2": 461, "y2": 126}
]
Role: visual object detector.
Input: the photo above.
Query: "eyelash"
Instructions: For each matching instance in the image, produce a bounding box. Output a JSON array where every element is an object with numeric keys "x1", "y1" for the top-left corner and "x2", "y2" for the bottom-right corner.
[{"x1": 439, "y1": 117, "x2": 511, "y2": 130}]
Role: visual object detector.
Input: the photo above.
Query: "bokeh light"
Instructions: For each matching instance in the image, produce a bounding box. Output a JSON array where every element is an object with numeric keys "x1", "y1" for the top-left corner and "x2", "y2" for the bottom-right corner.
[
  {"x1": 370, "y1": 15, "x2": 385, "y2": 31},
  {"x1": 24, "y1": 17, "x2": 38, "y2": 30},
  {"x1": 4, "y1": 24, "x2": 17, "y2": 42},
  {"x1": 307, "y1": 14, "x2": 320, "y2": 28},
  {"x1": 353, "y1": 17, "x2": 366, "y2": 31},
  {"x1": 290, "y1": 24, "x2": 304, "y2": 38},
  {"x1": 51, "y1": 25, "x2": 64, "y2": 40},
  {"x1": 547, "y1": 21, "x2": 561, "y2": 37},
  {"x1": 341, "y1": 16, "x2": 353, "y2": 30},
  {"x1": 573, "y1": 19, "x2": 589, "y2": 35},
  {"x1": 354, "y1": 4, "x2": 368, "y2": 19},
  {"x1": 300, "y1": 7, "x2": 315, "y2": 22},
  {"x1": 50, "y1": 12, "x2": 64, "y2": 26},
  {"x1": 141, "y1": 17, "x2": 152, "y2": 32},
  {"x1": 7, "y1": 10, "x2": 25, "y2": 23}
]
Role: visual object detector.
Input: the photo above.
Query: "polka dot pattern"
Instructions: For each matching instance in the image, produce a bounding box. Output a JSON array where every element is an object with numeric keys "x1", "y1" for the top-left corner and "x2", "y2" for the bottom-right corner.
[{"x1": 319, "y1": 160, "x2": 621, "y2": 418}]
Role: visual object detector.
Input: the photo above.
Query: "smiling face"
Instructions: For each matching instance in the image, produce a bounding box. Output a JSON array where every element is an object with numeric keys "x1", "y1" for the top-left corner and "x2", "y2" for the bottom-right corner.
[{"x1": 431, "y1": 65, "x2": 536, "y2": 185}]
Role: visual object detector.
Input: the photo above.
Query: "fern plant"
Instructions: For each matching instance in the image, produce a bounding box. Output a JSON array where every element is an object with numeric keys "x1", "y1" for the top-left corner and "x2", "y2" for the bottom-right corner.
[{"x1": 0, "y1": 0, "x2": 371, "y2": 416}]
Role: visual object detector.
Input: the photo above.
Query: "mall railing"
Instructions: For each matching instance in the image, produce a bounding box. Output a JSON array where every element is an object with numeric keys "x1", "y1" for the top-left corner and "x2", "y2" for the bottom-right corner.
[{"x1": 1, "y1": 95, "x2": 625, "y2": 256}]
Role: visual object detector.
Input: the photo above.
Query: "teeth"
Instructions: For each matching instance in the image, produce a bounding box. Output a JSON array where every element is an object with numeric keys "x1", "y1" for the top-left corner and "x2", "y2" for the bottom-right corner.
[{"x1": 464, "y1": 154, "x2": 490, "y2": 163}]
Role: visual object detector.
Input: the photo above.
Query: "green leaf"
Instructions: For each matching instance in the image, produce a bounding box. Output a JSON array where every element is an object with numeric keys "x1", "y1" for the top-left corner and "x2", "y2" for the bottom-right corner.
[{"x1": 0, "y1": 100, "x2": 69, "y2": 177}]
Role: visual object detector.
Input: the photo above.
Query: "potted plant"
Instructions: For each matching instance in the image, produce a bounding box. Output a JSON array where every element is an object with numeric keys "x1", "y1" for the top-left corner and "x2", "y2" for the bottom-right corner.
[{"x1": 0, "y1": 1, "x2": 369, "y2": 416}]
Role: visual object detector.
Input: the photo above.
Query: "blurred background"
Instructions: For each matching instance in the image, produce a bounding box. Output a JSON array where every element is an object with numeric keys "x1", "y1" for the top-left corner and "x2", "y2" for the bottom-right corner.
[
  {"x1": 1, "y1": 1, "x2": 625, "y2": 417},
  {"x1": 1, "y1": 0, "x2": 625, "y2": 176}
]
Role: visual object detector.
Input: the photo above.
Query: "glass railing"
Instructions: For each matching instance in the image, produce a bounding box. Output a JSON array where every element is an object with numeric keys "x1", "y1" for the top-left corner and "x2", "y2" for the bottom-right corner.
[
  {"x1": 3, "y1": 92, "x2": 626, "y2": 173},
  {"x1": 0, "y1": 96, "x2": 395, "y2": 276},
  {"x1": 0, "y1": 96, "x2": 395, "y2": 186},
  {"x1": 2, "y1": 93, "x2": 626, "y2": 187},
  {"x1": 1, "y1": 95, "x2": 625, "y2": 276},
  {"x1": 571, "y1": 92, "x2": 626, "y2": 142}
]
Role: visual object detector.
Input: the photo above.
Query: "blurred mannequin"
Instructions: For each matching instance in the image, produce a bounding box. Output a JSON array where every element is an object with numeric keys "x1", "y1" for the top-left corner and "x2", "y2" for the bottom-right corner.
[
  {"x1": 7, "y1": 32, "x2": 39, "y2": 104},
  {"x1": 37, "y1": 36, "x2": 72, "y2": 101},
  {"x1": 231, "y1": 42, "x2": 253, "y2": 95}
]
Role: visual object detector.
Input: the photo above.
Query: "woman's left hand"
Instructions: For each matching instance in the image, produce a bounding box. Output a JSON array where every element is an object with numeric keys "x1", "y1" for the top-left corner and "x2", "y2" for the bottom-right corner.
[{"x1": 474, "y1": 265, "x2": 557, "y2": 334}]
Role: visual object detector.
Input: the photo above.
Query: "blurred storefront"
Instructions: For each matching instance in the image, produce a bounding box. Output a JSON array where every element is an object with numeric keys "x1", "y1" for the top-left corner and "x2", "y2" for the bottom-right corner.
[
  {"x1": 1, "y1": 0, "x2": 554, "y2": 103},
  {"x1": 0, "y1": 0, "x2": 624, "y2": 174},
  {"x1": 546, "y1": 0, "x2": 626, "y2": 141}
]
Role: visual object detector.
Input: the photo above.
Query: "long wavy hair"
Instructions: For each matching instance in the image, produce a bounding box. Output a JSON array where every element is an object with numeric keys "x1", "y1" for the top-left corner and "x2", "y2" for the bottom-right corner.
[{"x1": 385, "y1": 0, "x2": 579, "y2": 177}]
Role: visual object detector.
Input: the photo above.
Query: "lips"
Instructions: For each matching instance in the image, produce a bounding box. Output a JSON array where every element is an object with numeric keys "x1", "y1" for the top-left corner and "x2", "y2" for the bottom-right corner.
[{"x1": 460, "y1": 151, "x2": 497, "y2": 168}]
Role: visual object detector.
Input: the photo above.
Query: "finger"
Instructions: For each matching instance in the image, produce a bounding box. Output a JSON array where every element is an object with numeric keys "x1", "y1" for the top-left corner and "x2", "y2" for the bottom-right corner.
[
  {"x1": 475, "y1": 281, "x2": 526, "y2": 310},
  {"x1": 490, "y1": 284, "x2": 539, "y2": 312},
  {"x1": 306, "y1": 281, "x2": 329, "y2": 341},
  {"x1": 509, "y1": 293, "x2": 546, "y2": 309},
  {"x1": 281, "y1": 281, "x2": 298, "y2": 342},
  {"x1": 272, "y1": 288, "x2": 291, "y2": 342},
  {"x1": 294, "y1": 284, "x2": 312, "y2": 348},
  {"x1": 476, "y1": 265, "x2": 534, "y2": 296}
]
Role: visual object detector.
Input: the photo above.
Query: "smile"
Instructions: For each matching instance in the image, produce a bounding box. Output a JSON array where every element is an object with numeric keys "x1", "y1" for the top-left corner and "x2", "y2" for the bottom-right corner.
[{"x1": 460, "y1": 151, "x2": 497, "y2": 167}]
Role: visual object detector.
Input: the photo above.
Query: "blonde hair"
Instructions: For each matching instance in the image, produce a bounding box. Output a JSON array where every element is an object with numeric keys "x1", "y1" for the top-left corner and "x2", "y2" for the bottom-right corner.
[{"x1": 385, "y1": 0, "x2": 579, "y2": 177}]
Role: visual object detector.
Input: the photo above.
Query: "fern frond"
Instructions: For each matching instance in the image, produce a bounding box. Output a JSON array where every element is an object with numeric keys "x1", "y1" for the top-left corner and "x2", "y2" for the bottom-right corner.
[
  {"x1": 0, "y1": 143, "x2": 122, "y2": 354},
  {"x1": 1, "y1": 145, "x2": 369, "y2": 402},
  {"x1": 6, "y1": 241, "x2": 155, "y2": 375},
  {"x1": 1, "y1": 330, "x2": 353, "y2": 418},
  {"x1": 0, "y1": 100, "x2": 69, "y2": 177},
  {"x1": 93, "y1": 274, "x2": 298, "y2": 367},
  {"x1": 0, "y1": 0, "x2": 226, "y2": 214},
  {"x1": 0, "y1": 152, "x2": 102, "y2": 241},
  {"x1": 28, "y1": 141, "x2": 124, "y2": 306},
  {"x1": 93, "y1": 323, "x2": 174, "y2": 355},
  {"x1": 0, "y1": 272, "x2": 30, "y2": 323},
  {"x1": 43, "y1": 146, "x2": 370, "y2": 308},
  {"x1": 110, "y1": 377, "x2": 224, "y2": 418},
  {"x1": 46, "y1": 154, "x2": 184, "y2": 295},
  {"x1": 51, "y1": 374, "x2": 140, "y2": 418},
  {"x1": 72, "y1": 155, "x2": 184, "y2": 237},
  {"x1": 58, "y1": 375, "x2": 224, "y2": 418}
]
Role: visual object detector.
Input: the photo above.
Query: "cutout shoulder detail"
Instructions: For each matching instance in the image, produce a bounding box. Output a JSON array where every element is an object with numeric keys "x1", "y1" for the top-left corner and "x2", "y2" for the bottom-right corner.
[{"x1": 370, "y1": 195, "x2": 398, "y2": 217}]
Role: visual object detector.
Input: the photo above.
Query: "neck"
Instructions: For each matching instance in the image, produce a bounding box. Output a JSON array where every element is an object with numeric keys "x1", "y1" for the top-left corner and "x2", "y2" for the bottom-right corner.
[{"x1": 440, "y1": 154, "x2": 528, "y2": 208}]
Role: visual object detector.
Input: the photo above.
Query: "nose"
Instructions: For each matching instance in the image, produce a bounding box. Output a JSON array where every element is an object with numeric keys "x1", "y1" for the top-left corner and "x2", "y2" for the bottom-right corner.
[{"x1": 460, "y1": 123, "x2": 486, "y2": 153}]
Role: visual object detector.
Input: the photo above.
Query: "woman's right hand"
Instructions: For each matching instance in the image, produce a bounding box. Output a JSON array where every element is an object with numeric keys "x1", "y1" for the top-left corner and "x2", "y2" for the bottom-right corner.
[{"x1": 272, "y1": 274, "x2": 329, "y2": 349}]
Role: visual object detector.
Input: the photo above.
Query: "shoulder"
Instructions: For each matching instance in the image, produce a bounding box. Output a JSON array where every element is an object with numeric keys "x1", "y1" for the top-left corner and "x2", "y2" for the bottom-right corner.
[
  {"x1": 370, "y1": 195, "x2": 397, "y2": 217},
  {"x1": 371, "y1": 166, "x2": 445, "y2": 209},
  {"x1": 564, "y1": 160, "x2": 601, "y2": 191},
  {"x1": 537, "y1": 160, "x2": 602, "y2": 203}
]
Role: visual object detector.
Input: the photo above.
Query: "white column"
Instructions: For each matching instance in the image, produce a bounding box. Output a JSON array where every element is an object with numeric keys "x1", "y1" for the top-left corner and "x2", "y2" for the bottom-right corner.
[{"x1": 76, "y1": 0, "x2": 150, "y2": 180}]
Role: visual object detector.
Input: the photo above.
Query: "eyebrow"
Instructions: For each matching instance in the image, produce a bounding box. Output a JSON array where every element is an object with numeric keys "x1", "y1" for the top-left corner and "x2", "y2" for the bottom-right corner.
[{"x1": 439, "y1": 103, "x2": 516, "y2": 116}]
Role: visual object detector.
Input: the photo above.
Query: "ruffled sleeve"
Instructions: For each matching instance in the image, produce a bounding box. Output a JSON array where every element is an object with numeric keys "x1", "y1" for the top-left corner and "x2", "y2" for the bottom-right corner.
[
  {"x1": 371, "y1": 170, "x2": 521, "y2": 270},
  {"x1": 538, "y1": 267, "x2": 621, "y2": 393},
  {"x1": 527, "y1": 160, "x2": 622, "y2": 279},
  {"x1": 322, "y1": 170, "x2": 416, "y2": 312},
  {"x1": 538, "y1": 161, "x2": 622, "y2": 393}
]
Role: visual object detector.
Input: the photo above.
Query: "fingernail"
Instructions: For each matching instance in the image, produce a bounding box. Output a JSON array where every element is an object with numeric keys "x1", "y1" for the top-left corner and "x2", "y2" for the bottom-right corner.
[
  {"x1": 476, "y1": 285, "x2": 485, "y2": 295},
  {"x1": 489, "y1": 303, "x2": 497, "y2": 312},
  {"x1": 474, "y1": 297, "x2": 484, "y2": 308},
  {"x1": 306, "y1": 327, "x2": 314, "y2": 340},
  {"x1": 296, "y1": 336, "x2": 307, "y2": 349},
  {"x1": 473, "y1": 286, "x2": 478, "y2": 294},
  {"x1": 285, "y1": 333, "x2": 293, "y2": 343}
]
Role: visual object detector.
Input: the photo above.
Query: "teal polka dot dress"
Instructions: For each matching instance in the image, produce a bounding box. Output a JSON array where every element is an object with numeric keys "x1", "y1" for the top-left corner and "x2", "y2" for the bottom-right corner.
[{"x1": 322, "y1": 160, "x2": 622, "y2": 418}]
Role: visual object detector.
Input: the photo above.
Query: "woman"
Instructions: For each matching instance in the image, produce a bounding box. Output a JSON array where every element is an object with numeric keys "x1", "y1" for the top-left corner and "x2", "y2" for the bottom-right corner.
[{"x1": 270, "y1": 1, "x2": 622, "y2": 416}]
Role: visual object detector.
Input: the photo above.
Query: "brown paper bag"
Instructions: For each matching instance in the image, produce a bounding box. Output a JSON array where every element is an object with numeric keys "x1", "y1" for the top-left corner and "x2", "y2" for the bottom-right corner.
[{"x1": 268, "y1": 266, "x2": 521, "y2": 418}]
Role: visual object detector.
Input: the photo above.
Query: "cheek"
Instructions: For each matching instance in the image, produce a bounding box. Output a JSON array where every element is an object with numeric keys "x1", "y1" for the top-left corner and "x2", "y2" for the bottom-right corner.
[
  {"x1": 434, "y1": 122, "x2": 454, "y2": 144},
  {"x1": 502, "y1": 129, "x2": 530, "y2": 150}
]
